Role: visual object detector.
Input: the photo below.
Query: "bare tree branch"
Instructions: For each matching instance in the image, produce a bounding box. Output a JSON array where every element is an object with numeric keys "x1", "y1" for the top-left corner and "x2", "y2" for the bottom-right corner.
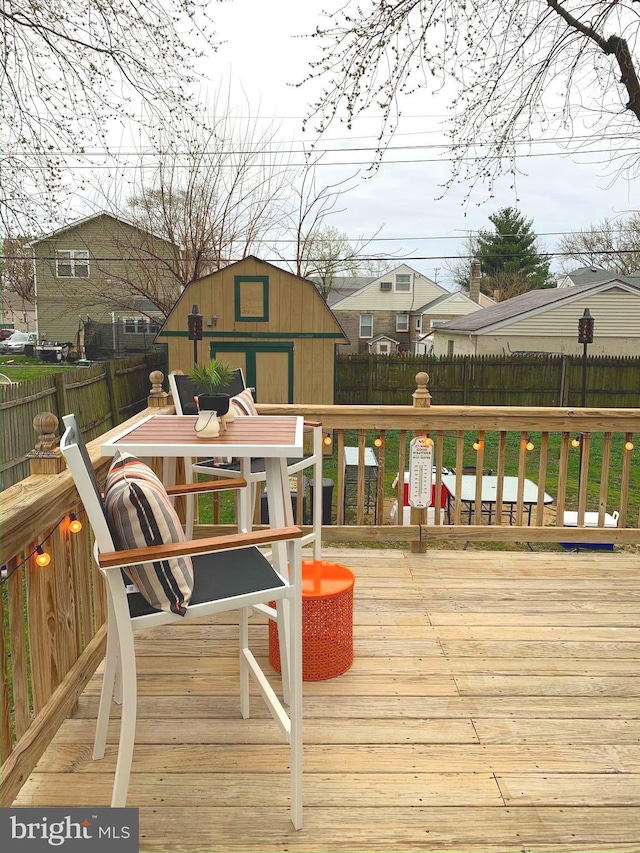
[{"x1": 300, "y1": 1, "x2": 640, "y2": 200}]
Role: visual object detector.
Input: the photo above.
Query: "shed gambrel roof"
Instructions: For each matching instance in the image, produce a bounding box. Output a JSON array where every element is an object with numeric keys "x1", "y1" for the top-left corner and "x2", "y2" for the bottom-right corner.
[
  {"x1": 157, "y1": 255, "x2": 348, "y2": 341},
  {"x1": 436, "y1": 279, "x2": 640, "y2": 334}
]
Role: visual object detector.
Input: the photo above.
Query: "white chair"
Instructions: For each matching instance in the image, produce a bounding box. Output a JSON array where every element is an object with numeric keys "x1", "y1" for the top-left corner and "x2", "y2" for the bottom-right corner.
[
  {"x1": 168, "y1": 371, "x2": 323, "y2": 557},
  {"x1": 60, "y1": 414, "x2": 303, "y2": 827}
]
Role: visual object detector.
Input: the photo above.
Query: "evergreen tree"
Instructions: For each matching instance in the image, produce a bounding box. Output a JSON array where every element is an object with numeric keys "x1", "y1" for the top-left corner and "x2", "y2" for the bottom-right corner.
[{"x1": 474, "y1": 208, "x2": 552, "y2": 298}]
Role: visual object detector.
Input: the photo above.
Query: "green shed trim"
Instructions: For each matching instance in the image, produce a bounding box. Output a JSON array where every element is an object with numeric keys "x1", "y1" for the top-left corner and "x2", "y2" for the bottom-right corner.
[
  {"x1": 234, "y1": 275, "x2": 269, "y2": 322},
  {"x1": 210, "y1": 341, "x2": 294, "y2": 403},
  {"x1": 158, "y1": 330, "x2": 343, "y2": 339}
]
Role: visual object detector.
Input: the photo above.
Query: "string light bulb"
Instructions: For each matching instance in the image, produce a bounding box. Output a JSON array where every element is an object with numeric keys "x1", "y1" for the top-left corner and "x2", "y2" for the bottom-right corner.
[
  {"x1": 69, "y1": 513, "x2": 83, "y2": 534},
  {"x1": 374, "y1": 435, "x2": 384, "y2": 448},
  {"x1": 625, "y1": 440, "x2": 634, "y2": 451},
  {"x1": 424, "y1": 436, "x2": 434, "y2": 447},
  {"x1": 323, "y1": 434, "x2": 332, "y2": 446},
  {"x1": 35, "y1": 546, "x2": 51, "y2": 567},
  {"x1": 524, "y1": 437, "x2": 535, "y2": 451},
  {"x1": 571, "y1": 436, "x2": 581, "y2": 448},
  {"x1": 472, "y1": 438, "x2": 482, "y2": 451}
]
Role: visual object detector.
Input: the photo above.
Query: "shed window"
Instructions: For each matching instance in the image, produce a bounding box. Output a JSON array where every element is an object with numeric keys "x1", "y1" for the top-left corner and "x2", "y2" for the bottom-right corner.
[
  {"x1": 359, "y1": 313, "x2": 373, "y2": 338},
  {"x1": 56, "y1": 250, "x2": 89, "y2": 278}
]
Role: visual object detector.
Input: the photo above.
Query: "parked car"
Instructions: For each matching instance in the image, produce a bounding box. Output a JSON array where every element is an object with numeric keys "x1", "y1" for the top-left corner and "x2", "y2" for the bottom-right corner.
[
  {"x1": 0, "y1": 328, "x2": 16, "y2": 341},
  {"x1": 1, "y1": 330, "x2": 38, "y2": 354}
]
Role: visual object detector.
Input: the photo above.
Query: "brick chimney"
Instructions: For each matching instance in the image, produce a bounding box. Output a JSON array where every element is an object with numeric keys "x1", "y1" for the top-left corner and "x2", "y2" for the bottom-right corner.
[{"x1": 469, "y1": 258, "x2": 481, "y2": 304}]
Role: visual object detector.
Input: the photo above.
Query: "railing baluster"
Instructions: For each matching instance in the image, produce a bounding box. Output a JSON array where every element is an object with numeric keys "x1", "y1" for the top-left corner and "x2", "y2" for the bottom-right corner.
[
  {"x1": 0, "y1": 581, "x2": 12, "y2": 761},
  {"x1": 619, "y1": 432, "x2": 633, "y2": 527},
  {"x1": 495, "y1": 432, "x2": 507, "y2": 526},
  {"x1": 7, "y1": 557, "x2": 29, "y2": 739},
  {"x1": 535, "y1": 433, "x2": 550, "y2": 528},
  {"x1": 336, "y1": 429, "x2": 345, "y2": 525},
  {"x1": 376, "y1": 430, "x2": 386, "y2": 526},
  {"x1": 556, "y1": 432, "x2": 570, "y2": 526},
  {"x1": 599, "y1": 433, "x2": 612, "y2": 525},
  {"x1": 357, "y1": 430, "x2": 366, "y2": 526}
]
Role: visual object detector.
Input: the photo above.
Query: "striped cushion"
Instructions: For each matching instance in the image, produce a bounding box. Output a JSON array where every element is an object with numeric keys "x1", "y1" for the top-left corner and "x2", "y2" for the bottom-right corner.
[
  {"x1": 104, "y1": 452, "x2": 193, "y2": 616},
  {"x1": 230, "y1": 388, "x2": 258, "y2": 417}
]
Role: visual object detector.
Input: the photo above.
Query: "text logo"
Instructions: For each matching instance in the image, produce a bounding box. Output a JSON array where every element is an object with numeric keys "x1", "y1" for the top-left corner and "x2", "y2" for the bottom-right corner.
[{"x1": 0, "y1": 809, "x2": 139, "y2": 852}]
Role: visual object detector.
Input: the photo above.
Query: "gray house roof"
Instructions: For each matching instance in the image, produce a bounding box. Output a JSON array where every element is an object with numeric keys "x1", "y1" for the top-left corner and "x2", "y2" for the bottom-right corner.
[
  {"x1": 311, "y1": 276, "x2": 377, "y2": 307},
  {"x1": 437, "y1": 279, "x2": 640, "y2": 333},
  {"x1": 559, "y1": 267, "x2": 640, "y2": 286}
]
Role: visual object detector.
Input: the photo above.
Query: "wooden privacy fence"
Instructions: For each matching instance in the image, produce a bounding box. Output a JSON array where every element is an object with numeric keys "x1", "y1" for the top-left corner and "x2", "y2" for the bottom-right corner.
[
  {"x1": 1, "y1": 370, "x2": 638, "y2": 805},
  {"x1": 336, "y1": 353, "x2": 640, "y2": 408},
  {"x1": 0, "y1": 353, "x2": 166, "y2": 490}
]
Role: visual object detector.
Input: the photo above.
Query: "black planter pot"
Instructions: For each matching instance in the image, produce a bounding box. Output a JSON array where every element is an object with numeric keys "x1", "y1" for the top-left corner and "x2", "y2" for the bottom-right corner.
[{"x1": 197, "y1": 393, "x2": 230, "y2": 416}]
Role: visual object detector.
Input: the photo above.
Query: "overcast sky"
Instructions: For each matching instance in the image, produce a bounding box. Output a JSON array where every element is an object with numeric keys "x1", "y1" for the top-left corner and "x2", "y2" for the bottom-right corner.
[
  {"x1": 198, "y1": 0, "x2": 638, "y2": 287},
  {"x1": 78, "y1": 0, "x2": 638, "y2": 289}
]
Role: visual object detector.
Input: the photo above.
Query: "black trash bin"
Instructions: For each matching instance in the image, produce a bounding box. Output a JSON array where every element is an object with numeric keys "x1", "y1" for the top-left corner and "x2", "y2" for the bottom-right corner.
[
  {"x1": 308, "y1": 478, "x2": 334, "y2": 525},
  {"x1": 260, "y1": 478, "x2": 306, "y2": 525}
]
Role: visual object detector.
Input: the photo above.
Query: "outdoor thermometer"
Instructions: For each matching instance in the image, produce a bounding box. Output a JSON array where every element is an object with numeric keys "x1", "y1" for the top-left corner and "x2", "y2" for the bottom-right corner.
[{"x1": 409, "y1": 436, "x2": 433, "y2": 508}]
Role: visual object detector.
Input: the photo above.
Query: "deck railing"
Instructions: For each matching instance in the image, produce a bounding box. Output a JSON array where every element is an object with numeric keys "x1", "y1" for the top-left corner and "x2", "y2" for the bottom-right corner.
[{"x1": 1, "y1": 369, "x2": 638, "y2": 804}]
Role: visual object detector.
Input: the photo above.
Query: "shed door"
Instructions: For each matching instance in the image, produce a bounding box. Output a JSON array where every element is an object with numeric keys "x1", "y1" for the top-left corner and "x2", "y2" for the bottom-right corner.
[{"x1": 210, "y1": 343, "x2": 293, "y2": 403}]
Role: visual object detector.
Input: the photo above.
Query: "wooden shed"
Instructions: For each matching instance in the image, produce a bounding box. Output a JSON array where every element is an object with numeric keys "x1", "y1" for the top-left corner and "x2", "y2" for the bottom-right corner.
[{"x1": 156, "y1": 257, "x2": 348, "y2": 404}]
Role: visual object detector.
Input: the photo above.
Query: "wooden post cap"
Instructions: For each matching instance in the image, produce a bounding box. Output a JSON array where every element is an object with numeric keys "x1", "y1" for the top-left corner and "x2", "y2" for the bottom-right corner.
[
  {"x1": 27, "y1": 411, "x2": 65, "y2": 474},
  {"x1": 148, "y1": 370, "x2": 169, "y2": 407},
  {"x1": 412, "y1": 372, "x2": 432, "y2": 408}
]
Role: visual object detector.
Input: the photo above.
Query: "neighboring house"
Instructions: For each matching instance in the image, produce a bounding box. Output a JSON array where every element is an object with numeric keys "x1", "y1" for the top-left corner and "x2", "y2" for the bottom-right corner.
[
  {"x1": 156, "y1": 256, "x2": 348, "y2": 404},
  {"x1": 0, "y1": 291, "x2": 36, "y2": 332},
  {"x1": 329, "y1": 265, "x2": 488, "y2": 354},
  {"x1": 556, "y1": 266, "x2": 640, "y2": 288},
  {"x1": 30, "y1": 212, "x2": 180, "y2": 350},
  {"x1": 432, "y1": 278, "x2": 640, "y2": 357},
  {"x1": 367, "y1": 333, "x2": 401, "y2": 355}
]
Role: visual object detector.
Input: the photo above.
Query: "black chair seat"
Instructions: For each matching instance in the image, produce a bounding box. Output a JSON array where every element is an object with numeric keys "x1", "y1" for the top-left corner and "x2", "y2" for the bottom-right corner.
[{"x1": 127, "y1": 547, "x2": 285, "y2": 618}]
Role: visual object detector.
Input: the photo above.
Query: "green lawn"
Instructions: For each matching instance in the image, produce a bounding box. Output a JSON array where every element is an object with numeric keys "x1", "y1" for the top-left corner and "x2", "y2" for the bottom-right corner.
[
  {"x1": 0, "y1": 355, "x2": 78, "y2": 381},
  {"x1": 197, "y1": 427, "x2": 639, "y2": 529}
]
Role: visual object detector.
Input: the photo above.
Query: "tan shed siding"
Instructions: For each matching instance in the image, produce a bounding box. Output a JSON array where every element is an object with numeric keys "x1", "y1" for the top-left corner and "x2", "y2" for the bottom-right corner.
[{"x1": 160, "y1": 258, "x2": 344, "y2": 403}]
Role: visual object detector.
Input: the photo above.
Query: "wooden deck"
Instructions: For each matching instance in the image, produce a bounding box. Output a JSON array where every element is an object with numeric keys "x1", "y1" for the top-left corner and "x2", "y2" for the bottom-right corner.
[{"x1": 14, "y1": 547, "x2": 640, "y2": 852}]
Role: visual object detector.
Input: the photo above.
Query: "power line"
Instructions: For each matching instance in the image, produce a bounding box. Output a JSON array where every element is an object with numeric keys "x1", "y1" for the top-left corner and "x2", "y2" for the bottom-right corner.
[{"x1": 10, "y1": 132, "x2": 632, "y2": 158}]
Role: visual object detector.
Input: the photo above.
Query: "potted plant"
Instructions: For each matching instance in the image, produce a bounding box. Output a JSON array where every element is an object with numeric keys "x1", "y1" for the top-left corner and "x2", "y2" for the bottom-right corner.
[{"x1": 188, "y1": 359, "x2": 235, "y2": 416}]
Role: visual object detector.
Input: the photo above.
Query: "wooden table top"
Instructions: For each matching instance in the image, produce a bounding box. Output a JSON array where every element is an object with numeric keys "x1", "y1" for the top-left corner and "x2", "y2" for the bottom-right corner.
[{"x1": 102, "y1": 414, "x2": 304, "y2": 458}]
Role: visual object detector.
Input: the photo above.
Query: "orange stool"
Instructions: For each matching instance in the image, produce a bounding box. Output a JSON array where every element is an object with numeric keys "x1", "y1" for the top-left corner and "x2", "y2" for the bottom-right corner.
[{"x1": 269, "y1": 560, "x2": 355, "y2": 681}]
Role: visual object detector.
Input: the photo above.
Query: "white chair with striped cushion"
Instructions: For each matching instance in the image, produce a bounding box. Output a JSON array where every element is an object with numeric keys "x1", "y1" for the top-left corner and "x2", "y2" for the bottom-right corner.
[{"x1": 60, "y1": 414, "x2": 303, "y2": 827}]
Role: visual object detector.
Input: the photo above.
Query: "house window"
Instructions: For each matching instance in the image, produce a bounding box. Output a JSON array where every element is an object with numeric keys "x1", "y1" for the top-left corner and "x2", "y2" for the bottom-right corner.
[
  {"x1": 415, "y1": 317, "x2": 422, "y2": 332},
  {"x1": 447, "y1": 340, "x2": 454, "y2": 357},
  {"x1": 56, "y1": 250, "x2": 89, "y2": 278},
  {"x1": 431, "y1": 319, "x2": 446, "y2": 329},
  {"x1": 359, "y1": 313, "x2": 373, "y2": 338},
  {"x1": 122, "y1": 318, "x2": 158, "y2": 334},
  {"x1": 396, "y1": 313, "x2": 409, "y2": 332},
  {"x1": 395, "y1": 273, "x2": 411, "y2": 292},
  {"x1": 378, "y1": 341, "x2": 390, "y2": 354}
]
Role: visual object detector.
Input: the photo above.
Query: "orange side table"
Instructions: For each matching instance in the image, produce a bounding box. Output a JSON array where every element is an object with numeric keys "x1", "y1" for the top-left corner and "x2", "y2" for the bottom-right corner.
[{"x1": 269, "y1": 560, "x2": 355, "y2": 681}]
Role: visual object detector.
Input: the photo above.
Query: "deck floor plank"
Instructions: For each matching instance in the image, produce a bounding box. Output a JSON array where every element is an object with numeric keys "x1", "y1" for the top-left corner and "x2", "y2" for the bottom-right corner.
[{"x1": 13, "y1": 549, "x2": 640, "y2": 851}]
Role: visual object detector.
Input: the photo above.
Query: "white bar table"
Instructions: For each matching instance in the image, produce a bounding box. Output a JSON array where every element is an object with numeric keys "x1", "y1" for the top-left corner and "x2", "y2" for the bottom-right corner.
[{"x1": 102, "y1": 414, "x2": 304, "y2": 536}]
